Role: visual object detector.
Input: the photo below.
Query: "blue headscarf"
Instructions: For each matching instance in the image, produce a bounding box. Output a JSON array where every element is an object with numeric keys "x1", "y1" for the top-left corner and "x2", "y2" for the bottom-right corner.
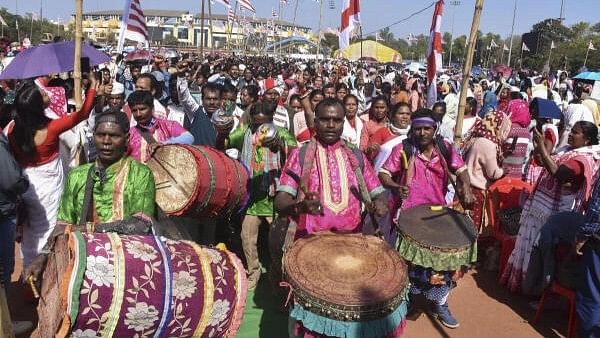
[{"x1": 478, "y1": 90, "x2": 498, "y2": 118}]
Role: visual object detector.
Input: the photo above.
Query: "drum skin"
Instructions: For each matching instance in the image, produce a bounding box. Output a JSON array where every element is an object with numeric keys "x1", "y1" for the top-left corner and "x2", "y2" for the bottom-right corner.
[
  {"x1": 283, "y1": 232, "x2": 408, "y2": 321},
  {"x1": 396, "y1": 204, "x2": 478, "y2": 271},
  {"x1": 34, "y1": 232, "x2": 247, "y2": 338},
  {"x1": 147, "y1": 144, "x2": 249, "y2": 218}
]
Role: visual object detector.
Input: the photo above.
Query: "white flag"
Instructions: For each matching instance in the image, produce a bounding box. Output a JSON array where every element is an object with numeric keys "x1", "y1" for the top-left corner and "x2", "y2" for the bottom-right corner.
[
  {"x1": 490, "y1": 39, "x2": 498, "y2": 48},
  {"x1": 0, "y1": 15, "x2": 7, "y2": 27},
  {"x1": 550, "y1": 41, "x2": 555, "y2": 49},
  {"x1": 503, "y1": 44, "x2": 509, "y2": 51},
  {"x1": 522, "y1": 42, "x2": 530, "y2": 52},
  {"x1": 589, "y1": 41, "x2": 596, "y2": 51}
]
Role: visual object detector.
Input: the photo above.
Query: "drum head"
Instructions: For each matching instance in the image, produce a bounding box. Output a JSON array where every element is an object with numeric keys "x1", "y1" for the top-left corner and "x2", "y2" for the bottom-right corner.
[
  {"x1": 284, "y1": 233, "x2": 408, "y2": 308},
  {"x1": 396, "y1": 205, "x2": 477, "y2": 250},
  {"x1": 147, "y1": 145, "x2": 199, "y2": 215}
]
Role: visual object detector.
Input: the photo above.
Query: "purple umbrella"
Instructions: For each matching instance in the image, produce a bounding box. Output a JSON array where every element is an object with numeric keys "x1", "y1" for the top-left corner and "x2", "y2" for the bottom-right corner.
[{"x1": 0, "y1": 41, "x2": 111, "y2": 80}]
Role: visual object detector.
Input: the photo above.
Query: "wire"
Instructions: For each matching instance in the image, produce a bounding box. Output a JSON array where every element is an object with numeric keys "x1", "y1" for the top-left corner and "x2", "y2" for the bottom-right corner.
[{"x1": 362, "y1": 2, "x2": 436, "y2": 37}]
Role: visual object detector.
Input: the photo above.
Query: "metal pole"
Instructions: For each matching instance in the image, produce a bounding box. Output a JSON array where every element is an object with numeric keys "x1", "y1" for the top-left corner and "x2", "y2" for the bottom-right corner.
[
  {"x1": 200, "y1": 0, "x2": 205, "y2": 59},
  {"x1": 584, "y1": 46, "x2": 590, "y2": 68},
  {"x1": 507, "y1": 0, "x2": 516, "y2": 66},
  {"x1": 559, "y1": 0, "x2": 565, "y2": 21},
  {"x1": 447, "y1": 1, "x2": 461, "y2": 68},
  {"x1": 289, "y1": 0, "x2": 299, "y2": 54},
  {"x1": 278, "y1": 0, "x2": 282, "y2": 56},
  {"x1": 208, "y1": 0, "x2": 214, "y2": 51},
  {"x1": 74, "y1": 0, "x2": 83, "y2": 110},
  {"x1": 316, "y1": 0, "x2": 324, "y2": 61},
  {"x1": 454, "y1": 0, "x2": 485, "y2": 143}
]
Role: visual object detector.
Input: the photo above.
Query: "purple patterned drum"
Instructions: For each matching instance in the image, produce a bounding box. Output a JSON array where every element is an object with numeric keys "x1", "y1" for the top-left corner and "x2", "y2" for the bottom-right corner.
[{"x1": 34, "y1": 232, "x2": 247, "y2": 338}]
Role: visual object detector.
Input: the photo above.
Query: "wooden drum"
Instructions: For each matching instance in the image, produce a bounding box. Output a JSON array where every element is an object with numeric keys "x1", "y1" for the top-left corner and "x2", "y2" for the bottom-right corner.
[
  {"x1": 146, "y1": 145, "x2": 249, "y2": 218},
  {"x1": 283, "y1": 232, "x2": 409, "y2": 338},
  {"x1": 34, "y1": 232, "x2": 247, "y2": 338}
]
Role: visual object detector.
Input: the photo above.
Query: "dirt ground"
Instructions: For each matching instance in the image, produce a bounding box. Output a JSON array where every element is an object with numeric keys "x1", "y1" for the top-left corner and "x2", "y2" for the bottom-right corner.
[{"x1": 7, "y1": 244, "x2": 570, "y2": 338}]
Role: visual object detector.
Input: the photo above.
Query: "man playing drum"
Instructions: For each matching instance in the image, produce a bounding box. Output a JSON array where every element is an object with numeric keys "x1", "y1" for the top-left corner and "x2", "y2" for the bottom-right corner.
[
  {"x1": 275, "y1": 98, "x2": 392, "y2": 338},
  {"x1": 222, "y1": 101, "x2": 297, "y2": 289},
  {"x1": 378, "y1": 108, "x2": 475, "y2": 329},
  {"x1": 23, "y1": 110, "x2": 157, "y2": 281}
]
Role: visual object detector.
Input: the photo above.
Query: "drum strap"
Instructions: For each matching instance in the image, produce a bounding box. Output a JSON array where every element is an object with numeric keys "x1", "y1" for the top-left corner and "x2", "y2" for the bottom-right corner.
[
  {"x1": 137, "y1": 126, "x2": 158, "y2": 144},
  {"x1": 79, "y1": 165, "x2": 96, "y2": 230}
]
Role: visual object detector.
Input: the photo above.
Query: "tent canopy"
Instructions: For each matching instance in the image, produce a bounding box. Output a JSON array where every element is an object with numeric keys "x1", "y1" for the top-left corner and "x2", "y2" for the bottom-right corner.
[{"x1": 340, "y1": 40, "x2": 402, "y2": 63}]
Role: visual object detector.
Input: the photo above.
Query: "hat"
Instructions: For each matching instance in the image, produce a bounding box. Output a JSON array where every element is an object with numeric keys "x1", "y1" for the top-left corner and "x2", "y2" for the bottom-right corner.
[
  {"x1": 239, "y1": 64, "x2": 246, "y2": 71},
  {"x1": 111, "y1": 82, "x2": 125, "y2": 95}
]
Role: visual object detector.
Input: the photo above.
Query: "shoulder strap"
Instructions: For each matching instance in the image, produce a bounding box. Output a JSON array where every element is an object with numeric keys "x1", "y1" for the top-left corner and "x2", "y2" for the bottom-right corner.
[
  {"x1": 435, "y1": 136, "x2": 452, "y2": 165},
  {"x1": 78, "y1": 165, "x2": 96, "y2": 227},
  {"x1": 137, "y1": 126, "x2": 157, "y2": 144}
]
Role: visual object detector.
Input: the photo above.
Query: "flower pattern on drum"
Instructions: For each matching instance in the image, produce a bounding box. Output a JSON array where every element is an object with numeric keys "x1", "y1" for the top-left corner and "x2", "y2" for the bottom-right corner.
[
  {"x1": 208, "y1": 299, "x2": 231, "y2": 327},
  {"x1": 124, "y1": 302, "x2": 160, "y2": 332},
  {"x1": 125, "y1": 240, "x2": 158, "y2": 262},
  {"x1": 85, "y1": 255, "x2": 115, "y2": 287},
  {"x1": 172, "y1": 271, "x2": 197, "y2": 300},
  {"x1": 70, "y1": 329, "x2": 100, "y2": 338}
]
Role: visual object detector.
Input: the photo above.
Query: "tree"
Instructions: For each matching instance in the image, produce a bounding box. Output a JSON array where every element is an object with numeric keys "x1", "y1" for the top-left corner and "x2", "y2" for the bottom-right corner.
[
  {"x1": 322, "y1": 32, "x2": 338, "y2": 53},
  {"x1": 378, "y1": 27, "x2": 394, "y2": 44},
  {"x1": 162, "y1": 34, "x2": 179, "y2": 47}
]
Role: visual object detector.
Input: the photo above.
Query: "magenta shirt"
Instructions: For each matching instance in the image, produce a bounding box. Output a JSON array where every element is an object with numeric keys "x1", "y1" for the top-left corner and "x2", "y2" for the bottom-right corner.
[
  {"x1": 278, "y1": 141, "x2": 385, "y2": 237},
  {"x1": 128, "y1": 118, "x2": 187, "y2": 162},
  {"x1": 380, "y1": 141, "x2": 465, "y2": 210}
]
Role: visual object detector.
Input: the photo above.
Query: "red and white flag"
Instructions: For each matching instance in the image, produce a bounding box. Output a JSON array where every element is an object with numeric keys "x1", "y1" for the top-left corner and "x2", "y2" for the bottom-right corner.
[
  {"x1": 117, "y1": 0, "x2": 149, "y2": 53},
  {"x1": 212, "y1": 0, "x2": 230, "y2": 7},
  {"x1": 589, "y1": 41, "x2": 597, "y2": 51},
  {"x1": 227, "y1": 6, "x2": 235, "y2": 24},
  {"x1": 426, "y1": 0, "x2": 444, "y2": 107},
  {"x1": 272, "y1": 8, "x2": 279, "y2": 18},
  {"x1": 238, "y1": 0, "x2": 256, "y2": 13},
  {"x1": 522, "y1": 42, "x2": 530, "y2": 52},
  {"x1": 339, "y1": 0, "x2": 360, "y2": 51}
]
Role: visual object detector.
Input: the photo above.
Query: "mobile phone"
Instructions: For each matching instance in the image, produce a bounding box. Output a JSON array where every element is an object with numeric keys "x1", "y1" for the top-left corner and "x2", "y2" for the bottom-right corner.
[{"x1": 81, "y1": 57, "x2": 90, "y2": 73}]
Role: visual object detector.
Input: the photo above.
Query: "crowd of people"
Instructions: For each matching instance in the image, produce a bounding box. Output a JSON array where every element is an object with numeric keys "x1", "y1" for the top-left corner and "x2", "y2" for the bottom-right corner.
[{"x1": 0, "y1": 49, "x2": 600, "y2": 337}]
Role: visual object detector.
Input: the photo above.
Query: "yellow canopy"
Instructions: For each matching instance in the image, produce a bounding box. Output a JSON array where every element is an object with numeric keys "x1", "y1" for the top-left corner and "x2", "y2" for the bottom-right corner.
[{"x1": 340, "y1": 40, "x2": 402, "y2": 63}]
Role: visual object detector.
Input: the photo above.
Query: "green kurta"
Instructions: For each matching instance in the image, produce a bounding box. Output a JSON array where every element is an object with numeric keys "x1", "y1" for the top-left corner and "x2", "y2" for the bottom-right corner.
[
  {"x1": 229, "y1": 126, "x2": 297, "y2": 216},
  {"x1": 58, "y1": 156, "x2": 156, "y2": 225}
]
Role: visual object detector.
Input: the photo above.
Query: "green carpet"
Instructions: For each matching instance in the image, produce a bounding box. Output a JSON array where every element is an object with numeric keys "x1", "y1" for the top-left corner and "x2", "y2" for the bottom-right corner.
[{"x1": 237, "y1": 274, "x2": 289, "y2": 338}]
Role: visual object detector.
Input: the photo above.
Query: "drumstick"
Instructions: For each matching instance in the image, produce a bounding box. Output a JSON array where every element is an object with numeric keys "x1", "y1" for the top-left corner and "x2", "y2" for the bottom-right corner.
[
  {"x1": 350, "y1": 186, "x2": 383, "y2": 239},
  {"x1": 27, "y1": 275, "x2": 40, "y2": 299}
]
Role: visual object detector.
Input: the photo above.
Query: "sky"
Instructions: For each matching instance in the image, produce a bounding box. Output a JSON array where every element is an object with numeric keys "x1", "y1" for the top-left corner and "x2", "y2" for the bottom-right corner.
[{"x1": 1, "y1": 0, "x2": 598, "y2": 40}]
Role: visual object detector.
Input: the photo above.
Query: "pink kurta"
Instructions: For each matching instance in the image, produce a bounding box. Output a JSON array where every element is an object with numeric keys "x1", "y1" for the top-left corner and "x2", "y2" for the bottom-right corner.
[
  {"x1": 128, "y1": 117, "x2": 187, "y2": 162},
  {"x1": 278, "y1": 140, "x2": 384, "y2": 237},
  {"x1": 380, "y1": 141, "x2": 465, "y2": 211}
]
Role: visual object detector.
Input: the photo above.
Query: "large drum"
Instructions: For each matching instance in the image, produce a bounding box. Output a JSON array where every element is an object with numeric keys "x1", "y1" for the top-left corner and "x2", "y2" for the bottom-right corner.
[
  {"x1": 396, "y1": 205, "x2": 478, "y2": 272},
  {"x1": 147, "y1": 144, "x2": 249, "y2": 218},
  {"x1": 34, "y1": 232, "x2": 247, "y2": 338},
  {"x1": 283, "y1": 232, "x2": 409, "y2": 338}
]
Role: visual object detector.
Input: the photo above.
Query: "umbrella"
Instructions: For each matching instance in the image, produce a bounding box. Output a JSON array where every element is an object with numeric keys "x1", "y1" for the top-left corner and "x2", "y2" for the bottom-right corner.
[
  {"x1": 491, "y1": 64, "x2": 512, "y2": 79},
  {"x1": 0, "y1": 41, "x2": 111, "y2": 80},
  {"x1": 531, "y1": 97, "x2": 561, "y2": 119},
  {"x1": 574, "y1": 71, "x2": 600, "y2": 81},
  {"x1": 125, "y1": 49, "x2": 153, "y2": 62}
]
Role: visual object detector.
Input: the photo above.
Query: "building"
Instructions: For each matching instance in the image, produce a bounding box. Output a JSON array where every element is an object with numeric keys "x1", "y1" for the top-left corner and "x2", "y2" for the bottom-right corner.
[{"x1": 70, "y1": 9, "x2": 313, "y2": 50}]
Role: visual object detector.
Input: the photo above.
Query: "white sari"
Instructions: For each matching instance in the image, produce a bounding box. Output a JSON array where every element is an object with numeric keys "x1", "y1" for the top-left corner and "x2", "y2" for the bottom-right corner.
[{"x1": 21, "y1": 157, "x2": 64, "y2": 266}]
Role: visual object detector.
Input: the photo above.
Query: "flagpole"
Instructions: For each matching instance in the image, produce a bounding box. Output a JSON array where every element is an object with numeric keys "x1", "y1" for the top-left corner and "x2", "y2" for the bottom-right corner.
[
  {"x1": 74, "y1": 0, "x2": 83, "y2": 110},
  {"x1": 278, "y1": 0, "x2": 282, "y2": 56},
  {"x1": 208, "y1": 0, "x2": 214, "y2": 51},
  {"x1": 547, "y1": 43, "x2": 553, "y2": 67},
  {"x1": 290, "y1": 0, "x2": 298, "y2": 54},
  {"x1": 454, "y1": 0, "x2": 484, "y2": 144},
  {"x1": 199, "y1": 0, "x2": 205, "y2": 59},
  {"x1": 507, "y1": 0, "x2": 516, "y2": 67},
  {"x1": 584, "y1": 46, "x2": 590, "y2": 68},
  {"x1": 519, "y1": 45, "x2": 523, "y2": 69},
  {"x1": 316, "y1": 0, "x2": 324, "y2": 61}
]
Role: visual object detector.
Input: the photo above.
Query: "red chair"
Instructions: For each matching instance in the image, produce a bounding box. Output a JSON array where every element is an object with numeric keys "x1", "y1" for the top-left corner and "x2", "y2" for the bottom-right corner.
[
  {"x1": 486, "y1": 177, "x2": 534, "y2": 281},
  {"x1": 532, "y1": 243, "x2": 578, "y2": 338}
]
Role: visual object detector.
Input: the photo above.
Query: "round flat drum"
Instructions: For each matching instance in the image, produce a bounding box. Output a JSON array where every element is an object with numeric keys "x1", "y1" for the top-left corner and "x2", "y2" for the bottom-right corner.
[{"x1": 284, "y1": 232, "x2": 408, "y2": 318}]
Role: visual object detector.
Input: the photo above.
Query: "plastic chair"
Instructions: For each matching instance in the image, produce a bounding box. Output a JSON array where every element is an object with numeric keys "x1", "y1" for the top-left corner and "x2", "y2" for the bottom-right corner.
[
  {"x1": 532, "y1": 243, "x2": 578, "y2": 338},
  {"x1": 486, "y1": 177, "x2": 534, "y2": 281}
]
